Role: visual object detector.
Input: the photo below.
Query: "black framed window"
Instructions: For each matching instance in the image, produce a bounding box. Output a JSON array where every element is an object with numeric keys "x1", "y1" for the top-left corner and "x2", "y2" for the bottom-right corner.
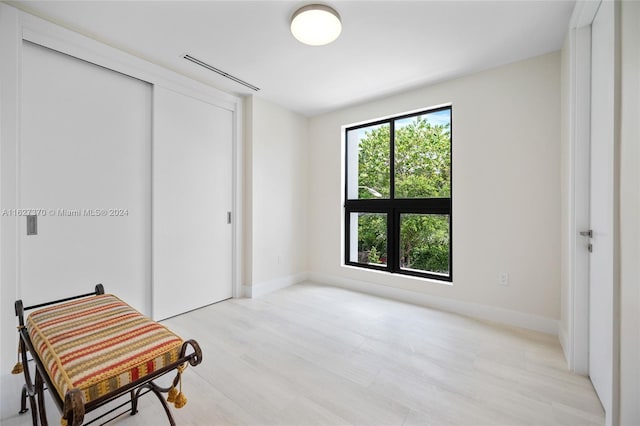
[{"x1": 344, "y1": 106, "x2": 452, "y2": 281}]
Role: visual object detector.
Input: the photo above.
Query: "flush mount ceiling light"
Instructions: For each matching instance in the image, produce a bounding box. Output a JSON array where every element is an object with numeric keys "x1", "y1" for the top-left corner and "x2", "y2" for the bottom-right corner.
[{"x1": 290, "y1": 4, "x2": 342, "y2": 46}]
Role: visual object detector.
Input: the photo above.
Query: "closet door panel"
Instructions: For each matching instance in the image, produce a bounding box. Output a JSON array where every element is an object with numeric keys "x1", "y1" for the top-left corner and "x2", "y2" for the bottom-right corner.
[
  {"x1": 153, "y1": 86, "x2": 233, "y2": 320},
  {"x1": 20, "y1": 41, "x2": 152, "y2": 313}
]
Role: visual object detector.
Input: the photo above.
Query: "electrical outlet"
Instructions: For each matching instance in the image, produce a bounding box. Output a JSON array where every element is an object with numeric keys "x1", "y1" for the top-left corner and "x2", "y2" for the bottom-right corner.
[{"x1": 499, "y1": 272, "x2": 509, "y2": 286}]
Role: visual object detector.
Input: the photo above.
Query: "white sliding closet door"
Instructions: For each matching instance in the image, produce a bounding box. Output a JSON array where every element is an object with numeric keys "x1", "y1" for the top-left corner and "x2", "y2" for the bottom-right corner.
[
  {"x1": 153, "y1": 87, "x2": 233, "y2": 320},
  {"x1": 20, "y1": 41, "x2": 152, "y2": 314}
]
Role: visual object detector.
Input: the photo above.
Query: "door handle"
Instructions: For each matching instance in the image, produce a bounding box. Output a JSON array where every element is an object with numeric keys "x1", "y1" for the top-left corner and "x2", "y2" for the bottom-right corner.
[
  {"x1": 27, "y1": 215, "x2": 38, "y2": 235},
  {"x1": 579, "y1": 230, "x2": 593, "y2": 238}
]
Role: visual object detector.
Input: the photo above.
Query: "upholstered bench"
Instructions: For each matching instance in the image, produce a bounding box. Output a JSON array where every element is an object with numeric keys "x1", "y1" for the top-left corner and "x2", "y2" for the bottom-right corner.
[{"x1": 14, "y1": 285, "x2": 202, "y2": 426}]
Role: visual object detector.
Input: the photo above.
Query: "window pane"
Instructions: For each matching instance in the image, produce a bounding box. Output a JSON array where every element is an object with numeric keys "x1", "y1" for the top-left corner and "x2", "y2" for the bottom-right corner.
[
  {"x1": 399, "y1": 214, "x2": 449, "y2": 275},
  {"x1": 394, "y1": 109, "x2": 451, "y2": 199},
  {"x1": 347, "y1": 123, "x2": 390, "y2": 199},
  {"x1": 349, "y1": 212, "x2": 387, "y2": 266}
]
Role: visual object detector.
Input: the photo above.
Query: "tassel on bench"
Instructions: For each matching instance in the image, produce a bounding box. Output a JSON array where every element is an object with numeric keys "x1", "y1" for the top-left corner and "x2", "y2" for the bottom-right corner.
[
  {"x1": 11, "y1": 338, "x2": 24, "y2": 375},
  {"x1": 167, "y1": 363, "x2": 187, "y2": 408},
  {"x1": 11, "y1": 361, "x2": 23, "y2": 375}
]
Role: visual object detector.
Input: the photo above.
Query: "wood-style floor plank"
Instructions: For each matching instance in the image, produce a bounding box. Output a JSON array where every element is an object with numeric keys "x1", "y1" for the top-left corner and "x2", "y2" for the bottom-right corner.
[{"x1": 2, "y1": 283, "x2": 603, "y2": 425}]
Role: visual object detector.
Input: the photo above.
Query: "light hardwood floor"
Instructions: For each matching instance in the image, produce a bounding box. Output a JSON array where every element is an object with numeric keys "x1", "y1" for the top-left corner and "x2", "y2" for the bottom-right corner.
[{"x1": 4, "y1": 283, "x2": 604, "y2": 426}]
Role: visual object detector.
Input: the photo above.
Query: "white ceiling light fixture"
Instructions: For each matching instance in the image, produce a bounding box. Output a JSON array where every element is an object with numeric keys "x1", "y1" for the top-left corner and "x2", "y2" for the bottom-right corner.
[{"x1": 291, "y1": 4, "x2": 342, "y2": 46}]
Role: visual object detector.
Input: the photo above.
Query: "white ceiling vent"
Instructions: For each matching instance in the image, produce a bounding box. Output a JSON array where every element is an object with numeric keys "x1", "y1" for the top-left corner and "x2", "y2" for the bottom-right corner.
[{"x1": 184, "y1": 54, "x2": 260, "y2": 92}]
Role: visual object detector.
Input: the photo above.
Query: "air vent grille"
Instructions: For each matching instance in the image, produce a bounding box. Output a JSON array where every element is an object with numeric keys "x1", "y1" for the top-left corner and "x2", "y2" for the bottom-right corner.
[{"x1": 184, "y1": 54, "x2": 260, "y2": 92}]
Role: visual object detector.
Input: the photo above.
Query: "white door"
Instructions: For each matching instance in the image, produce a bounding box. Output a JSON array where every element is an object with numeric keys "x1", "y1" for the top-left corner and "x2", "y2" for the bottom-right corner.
[
  {"x1": 20, "y1": 42, "x2": 152, "y2": 314},
  {"x1": 589, "y1": 1, "x2": 615, "y2": 422},
  {"x1": 152, "y1": 87, "x2": 233, "y2": 320}
]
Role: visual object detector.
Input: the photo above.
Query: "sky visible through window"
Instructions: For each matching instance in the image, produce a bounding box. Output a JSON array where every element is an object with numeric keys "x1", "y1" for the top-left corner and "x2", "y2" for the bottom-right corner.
[
  {"x1": 355, "y1": 108, "x2": 450, "y2": 142},
  {"x1": 395, "y1": 109, "x2": 450, "y2": 129}
]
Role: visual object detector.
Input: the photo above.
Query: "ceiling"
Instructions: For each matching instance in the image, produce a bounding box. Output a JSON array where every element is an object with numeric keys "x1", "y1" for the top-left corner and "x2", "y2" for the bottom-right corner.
[{"x1": 11, "y1": 1, "x2": 575, "y2": 116}]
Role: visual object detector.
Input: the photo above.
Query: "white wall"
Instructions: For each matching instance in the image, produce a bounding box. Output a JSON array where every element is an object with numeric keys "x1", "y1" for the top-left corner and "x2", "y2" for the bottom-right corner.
[
  {"x1": 619, "y1": 1, "x2": 640, "y2": 424},
  {"x1": 244, "y1": 96, "x2": 309, "y2": 296},
  {"x1": 308, "y1": 52, "x2": 562, "y2": 332}
]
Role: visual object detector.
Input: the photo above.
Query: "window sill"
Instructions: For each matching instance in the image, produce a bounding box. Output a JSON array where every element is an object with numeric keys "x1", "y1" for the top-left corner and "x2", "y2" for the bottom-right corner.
[{"x1": 341, "y1": 264, "x2": 453, "y2": 287}]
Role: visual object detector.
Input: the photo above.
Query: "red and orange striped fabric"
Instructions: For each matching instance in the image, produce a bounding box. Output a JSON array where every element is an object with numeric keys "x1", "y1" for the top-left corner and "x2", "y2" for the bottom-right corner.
[{"x1": 27, "y1": 294, "x2": 183, "y2": 404}]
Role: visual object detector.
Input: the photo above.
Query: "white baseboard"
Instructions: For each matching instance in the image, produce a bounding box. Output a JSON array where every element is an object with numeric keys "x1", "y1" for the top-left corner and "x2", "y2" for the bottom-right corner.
[
  {"x1": 244, "y1": 272, "x2": 308, "y2": 298},
  {"x1": 307, "y1": 272, "x2": 559, "y2": 335}
]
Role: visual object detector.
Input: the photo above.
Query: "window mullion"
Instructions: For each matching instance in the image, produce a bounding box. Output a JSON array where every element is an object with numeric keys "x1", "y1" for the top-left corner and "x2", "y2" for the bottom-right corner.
[
  {"x1": 389, "y1": 119, "x2": 396, "y2": 272},
  {"x1": 389, "y1": 207, "x2": 397, "y2": 273},
  {"x1": 389, "y1": 119, "x2": 395, "y2": 200}
]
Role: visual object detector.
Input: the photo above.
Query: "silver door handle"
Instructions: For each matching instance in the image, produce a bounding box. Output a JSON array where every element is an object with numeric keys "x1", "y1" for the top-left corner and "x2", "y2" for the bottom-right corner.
[{"x1": 579, "y1": 230, "x2": 593, "y2": 237}]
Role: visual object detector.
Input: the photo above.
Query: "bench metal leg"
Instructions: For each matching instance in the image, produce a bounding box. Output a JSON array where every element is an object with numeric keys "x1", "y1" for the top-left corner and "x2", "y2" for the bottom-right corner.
[
  {"x1": 35, "y1": 368, "x2": 48, "y2": 426},
  {"x1": 19, "y1": 384, "x2": 29, "y2": 414},
  {"x1": 129, "y1": 389, "x2": 138, "y2": 416},
  {"x1": 132, "y1": 382, "x2": 176, "y2": 426},
  {"x1": 20, "y1": 382, "x2": 38, "y2": 425},
  {"x1": 16, "y1": 340, "x2": 39, "y2": 425}
]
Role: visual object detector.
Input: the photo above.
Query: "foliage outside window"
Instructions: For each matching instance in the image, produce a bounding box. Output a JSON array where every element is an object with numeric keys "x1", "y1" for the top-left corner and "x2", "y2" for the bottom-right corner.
[{"x1": 344, "y1": 106, "x2": 452, "y2": 281}]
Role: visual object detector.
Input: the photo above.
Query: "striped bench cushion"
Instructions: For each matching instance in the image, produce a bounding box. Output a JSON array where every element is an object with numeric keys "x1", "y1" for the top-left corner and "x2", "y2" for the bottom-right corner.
[{"x1": 27, "y1": 294, "x2": 183, "y2": 404}]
